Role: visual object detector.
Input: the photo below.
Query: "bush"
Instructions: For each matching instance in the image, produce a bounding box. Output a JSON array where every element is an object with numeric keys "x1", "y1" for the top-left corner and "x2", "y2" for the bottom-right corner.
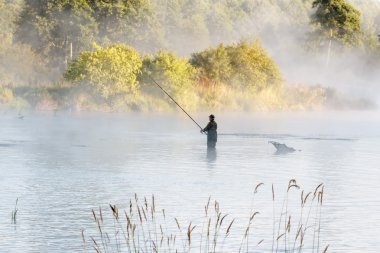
[
  {"x1": 140, "y1": 50, "x2": 199, "y2": 110},
  {"x1": 190, "y1": 44, "x2": 232, "y2": 84},
  {"x1": 227, "y1": 41, "x2": 283, "y2": 91},
  {"x1": 64, "y1": 43, "x2": 142, "y2": 100},
  {"x1": 191, "y1": 41, "x2": 283, "y2": 91},
  {"x1": 0, "y1": 86, "x2": 13, "y2": 103}
]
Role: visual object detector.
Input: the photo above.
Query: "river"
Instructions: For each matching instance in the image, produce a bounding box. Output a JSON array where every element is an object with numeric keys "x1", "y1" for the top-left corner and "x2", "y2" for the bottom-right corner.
[{"x1": 0, "y1": 111, "x2": 379, "y2": 252}]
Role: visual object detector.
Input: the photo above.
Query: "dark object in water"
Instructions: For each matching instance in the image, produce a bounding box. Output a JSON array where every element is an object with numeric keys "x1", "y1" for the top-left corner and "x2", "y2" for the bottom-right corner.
[
  {"x1": 202, "y1": 115, "x2": 217, "y2": 148},
  {"x1": 269, "y1": 141, "x2": 297, "y2": 153}
]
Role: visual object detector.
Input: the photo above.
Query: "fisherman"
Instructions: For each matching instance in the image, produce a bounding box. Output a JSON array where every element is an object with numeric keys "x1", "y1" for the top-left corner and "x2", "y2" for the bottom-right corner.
[{"x1": 201, "y1": 114, "x2": 217, "y2": 148}]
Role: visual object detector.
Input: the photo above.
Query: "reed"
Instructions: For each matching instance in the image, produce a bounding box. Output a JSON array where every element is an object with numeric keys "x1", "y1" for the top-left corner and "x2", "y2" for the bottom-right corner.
[
  {"x1": 11, "y1": 198, "x2": 18, "y2": 225},
  {"x1": 82, "y1": 181, "x2": 327, "y2": 253}
]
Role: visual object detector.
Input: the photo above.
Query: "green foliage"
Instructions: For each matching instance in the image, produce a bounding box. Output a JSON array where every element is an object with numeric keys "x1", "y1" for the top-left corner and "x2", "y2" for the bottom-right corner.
[
  {"x1": 64, "y1": 43, "x2": 142, "y2": 100},
  {"x1": 227, "y1": 41, "x2": 283, "y2": 91},
  {"x1": 190, "y1": 44, "x2": 231, "y2": 84},
  {"x1": 140, "y1": 50, "x2": 199, "y2": 110},
  {"x1": 17, "y1": 0, "x2": 98, "y2": 66},
  {"x1": 141, "y1": 50, "x2": 196, "y2": 96},
  {"x1": 0, "y1": 0, "x2": 379, "y2": 111},
  {"x1": 0, "y1": 0, "x2": 22, "y2": 52},
  {"x1": 191, "y1": 41, "x2": 283, "y2": 91},
  {"x1": 90, "y1": 0, "x2": 164, "y2": 52},
  {"x1": 311, "y1": 0, "x2": 362, "y2": 47}
]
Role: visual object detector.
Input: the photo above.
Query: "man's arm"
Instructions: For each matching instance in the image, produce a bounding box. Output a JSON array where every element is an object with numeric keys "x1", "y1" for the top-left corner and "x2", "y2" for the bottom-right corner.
[{"x1": 202, "y1": 122, "x2": 212, "y2": 132}]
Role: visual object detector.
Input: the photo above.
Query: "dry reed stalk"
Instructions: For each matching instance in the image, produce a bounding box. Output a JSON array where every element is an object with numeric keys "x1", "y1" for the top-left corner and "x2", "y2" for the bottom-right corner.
[
  {"x1": 205, "y1": 196, "x2": 211, "y2": 216},
  {"x1": 313, "y1": 184, "x2": 323, "y2": 199},
  {"x1": 152, "y1": 195, "x2": 156, "y2": 212},
  {"x1": 81, "y1": 229, "x2": 87, "y2": 253},
  {"x1": 144, "y1": 197, "x2": 148, "y2": 211},
  {"x1": 277, "y1": 233, "x2": 285, "y2": 240},
  {"x1": 86, "y1": 185, "x2": 325, "y2": 253},
  {"x1": 175, "y1": 218, "x2": 181, "y2": 231},
  {"x1": 316, "y1": 187, "x2": 325, "y2": 253},
  {"x1": 303, "y1": 192, "x2": 312, "y2": 207},
  {"x1": 92, "y1": 209, "x2": 97, "y2": 222},
  {"x1": 99, "y1": 207, "x2": 103, "y2": 224},
  {"x1": 90, "y1": 236, "x2": 100, "y2": 253},
  {"x1": 142, "y1": 206, "x2": 147, "y2": 221},
  {"x1": 207, "y1": 217, "x2": 211, "y2": 252},
  {"x1": 226, "y1": 218, "x2": 235, "y2": 236},
  {"x1": 250, "y1": 212, "x2": 259, "y2": 222},
  {"x1": 11, "y1": 198, "x2": 18, "y2": 225},
  {"x1": 288, "y1": 184, "x2": 300, "y2": 192},
  {"x1": 110, "y1": 204, "x2": 119, "y2": 220},
  {"x1": 187, "y1": 222, "x2": 196, "y2": 246},
  {"x1": 137, "y1": 206, "x2": 143, "y2": 224},
  {"x1": 254, "y1": 182, "x2": 264, "y2": 193},
  {"x1": 220, "y1": 214, "x2": 228, "y2": 227},
  {"x1": 214, "y1": 200, "x2": 219, "y2": 214}
]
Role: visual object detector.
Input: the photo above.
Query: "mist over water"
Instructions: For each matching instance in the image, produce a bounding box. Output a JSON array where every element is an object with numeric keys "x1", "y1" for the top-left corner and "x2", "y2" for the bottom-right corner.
[
  {"x1": 1, "y1": 0, "x2": 380, "y2": 252},
  {"x1": 0, "y1": 112, "x2": 380, "y2": 252}
]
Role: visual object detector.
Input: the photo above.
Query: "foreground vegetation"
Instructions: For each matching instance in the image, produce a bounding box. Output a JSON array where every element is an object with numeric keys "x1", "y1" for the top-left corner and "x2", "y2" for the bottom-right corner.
[
  {"x1": 82, "y1": 180, "x2": 327, "y2": 252},
  {"x1": 0, "y1": 0, "x2": 379, "y2": 112}
]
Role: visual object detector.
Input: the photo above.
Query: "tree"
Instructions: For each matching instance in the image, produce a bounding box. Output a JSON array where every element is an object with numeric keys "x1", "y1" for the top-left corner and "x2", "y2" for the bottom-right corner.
[
  {"x1": 190, "y1": 41, "x2": 282, "y2": 91},
  {"x1": 0, "y1": 0, "x2": 23, "y2": 53},
  {"x1": 64, "y1": 43, "x2": 142, "y2": 100},
  {"x1": 16, "y1": 0, "x2": 98, "y2": 67},
  {"x1": 226, "y1": 41, "x2": 282, "y2": 91},
  {"x1": 190, "y1": 44, "x2": 232, "y2": 84},
  {"x1": 89, "y1": 0, "x2": 164, "y2": 52},
  {"x1": 141, "y1": 50, "x2": 196, "y2": 95},
  {"x1": 311, "y1": 0, "x2": 362, "y2": 47},
  {"x1": 160, "y1": 0, "x2": 209, "y2": 55}
]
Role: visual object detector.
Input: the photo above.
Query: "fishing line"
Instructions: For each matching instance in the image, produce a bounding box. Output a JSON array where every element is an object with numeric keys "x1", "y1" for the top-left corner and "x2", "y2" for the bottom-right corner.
[{"x1": 148, "y1": 75, "x2": 203, "y2": 131}]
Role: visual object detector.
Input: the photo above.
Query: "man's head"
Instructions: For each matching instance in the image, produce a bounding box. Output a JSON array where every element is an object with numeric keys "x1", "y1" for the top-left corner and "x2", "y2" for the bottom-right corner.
[{"x1": 209, "y1": 114, "x2": 215, "y2": 121}]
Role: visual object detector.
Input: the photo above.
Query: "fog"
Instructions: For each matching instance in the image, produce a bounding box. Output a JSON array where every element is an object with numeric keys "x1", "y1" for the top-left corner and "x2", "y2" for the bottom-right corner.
[
  {"x1": 2, "y1": 2, "x2": 380, "y2": 252},
  {"x1": 1, "y1": 111, "x2": 380, "y2": 252},
  {"x1": 1, "y1": 0, "x2": 380, "y2": 108}
]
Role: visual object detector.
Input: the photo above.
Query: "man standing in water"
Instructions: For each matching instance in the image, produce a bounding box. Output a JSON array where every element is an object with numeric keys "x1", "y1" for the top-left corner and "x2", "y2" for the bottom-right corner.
[{"x1": 201, "y1": 114, "x2": 217, "y2": 148}]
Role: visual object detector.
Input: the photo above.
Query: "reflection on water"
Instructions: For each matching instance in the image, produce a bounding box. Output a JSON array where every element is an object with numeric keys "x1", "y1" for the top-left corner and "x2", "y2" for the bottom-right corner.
[
  {"x1": 206, "y1": 147, "x2": 217, "y2": 163},
  {"x1": 0, "y1": 112, "x2": 380, "y2": 253}
]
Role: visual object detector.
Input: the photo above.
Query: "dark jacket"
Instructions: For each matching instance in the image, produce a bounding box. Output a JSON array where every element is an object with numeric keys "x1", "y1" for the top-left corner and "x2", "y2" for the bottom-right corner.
[{"x1": 203, "y1": 120, "x2": 217, "y2": 145}]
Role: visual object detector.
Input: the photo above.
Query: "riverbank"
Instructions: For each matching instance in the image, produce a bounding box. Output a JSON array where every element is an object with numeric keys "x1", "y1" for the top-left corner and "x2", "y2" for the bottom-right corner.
[{"x1": 0, "y1": 83, "x2": 375, "y2": 113}]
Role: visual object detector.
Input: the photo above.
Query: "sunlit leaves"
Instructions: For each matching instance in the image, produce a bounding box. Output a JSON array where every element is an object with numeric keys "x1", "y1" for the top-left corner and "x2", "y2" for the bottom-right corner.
[
  {"x1": 140, "y1": 50, "x2": 197, "y2": 104},
  {"x1": 64, "y1": 43, "x2": 142, "y2": 99},
  {"x1": 191, "y1": 41, "x2": 282, "y2": 91}
]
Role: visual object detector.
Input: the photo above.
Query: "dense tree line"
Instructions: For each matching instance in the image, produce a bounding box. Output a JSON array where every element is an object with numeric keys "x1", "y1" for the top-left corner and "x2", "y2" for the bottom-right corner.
[
  {"x1": 4, "y1": 0, "x2": 379, "y2": 69},
  {"x1": 0, "y1": 0, "x2": 379, "y2": 111}
]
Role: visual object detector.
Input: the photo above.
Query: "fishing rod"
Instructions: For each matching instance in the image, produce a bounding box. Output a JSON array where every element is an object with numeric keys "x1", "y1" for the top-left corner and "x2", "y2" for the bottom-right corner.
[{"x1": 148, "y1": 75, "x2": 203, "y2": 131}]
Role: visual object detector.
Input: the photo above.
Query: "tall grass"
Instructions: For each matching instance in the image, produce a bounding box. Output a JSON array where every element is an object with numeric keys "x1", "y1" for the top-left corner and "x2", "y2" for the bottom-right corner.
[
  {"x1": 11, "y1": 198, "x2": 18, "y2": 224},
  {"x1": 82, "y1": 180, "x2": 327, "y2": 253}
]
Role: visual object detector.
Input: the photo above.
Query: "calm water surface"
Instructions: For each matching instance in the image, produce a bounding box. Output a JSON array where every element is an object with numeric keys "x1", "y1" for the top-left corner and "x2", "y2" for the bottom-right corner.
[{"x1": 0, "y1": 112, "x2": 379, "y2": 252}]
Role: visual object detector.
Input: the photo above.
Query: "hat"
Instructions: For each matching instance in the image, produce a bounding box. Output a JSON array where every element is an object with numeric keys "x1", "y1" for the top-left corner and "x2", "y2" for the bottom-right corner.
[{"x1": 209, "y1": 114, "x2": 215, "y2": 119}]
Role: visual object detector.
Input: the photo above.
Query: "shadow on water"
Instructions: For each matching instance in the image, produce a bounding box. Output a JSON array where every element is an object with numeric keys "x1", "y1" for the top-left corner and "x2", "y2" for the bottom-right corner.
[
  {"x1": 0, "y1": 143, "x2": 16, "y2": 147},
  {"x1": 273, "y1": 150, "x2": 295, "y2": 156},
  {"x1": 206, "y1": 147, "x2": 217, "y2": 163}
]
